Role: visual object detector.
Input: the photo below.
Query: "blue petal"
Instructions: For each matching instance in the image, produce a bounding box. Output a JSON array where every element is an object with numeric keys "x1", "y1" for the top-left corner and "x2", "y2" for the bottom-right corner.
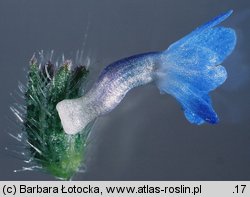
[
  {"x1": 184, "y1": 110, "x2": 205, "y2": 125},
  {"x1": 168, "y1": 10, "x2": 235, "y2": 51},
  {"x1": 167, "y1": 27, "x2": 236, "y2": 65},
  {"x1": 156, "y1": 10, "x2": 236, "y2": 124}
]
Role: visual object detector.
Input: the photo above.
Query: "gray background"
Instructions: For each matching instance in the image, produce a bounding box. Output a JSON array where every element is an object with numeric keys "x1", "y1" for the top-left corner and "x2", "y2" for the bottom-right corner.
[{"x1": 0, "y1": 0, "x2": 250, "y2": 180}]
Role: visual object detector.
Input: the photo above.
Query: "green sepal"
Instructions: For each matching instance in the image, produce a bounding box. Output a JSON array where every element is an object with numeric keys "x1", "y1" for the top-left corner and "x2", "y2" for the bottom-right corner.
[{"x1": 24, "y1": 56, "x2": 91, "y2": 180}]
